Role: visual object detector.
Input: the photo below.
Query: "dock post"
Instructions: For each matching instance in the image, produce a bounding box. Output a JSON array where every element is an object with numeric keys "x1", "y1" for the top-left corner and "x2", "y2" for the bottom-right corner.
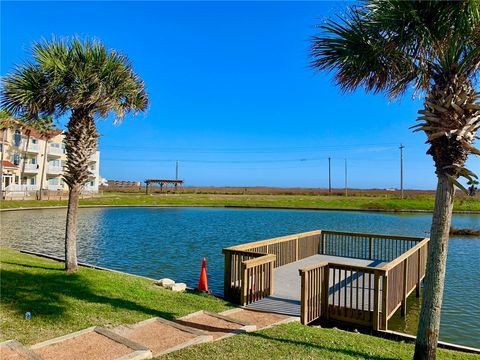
[
  {"x1": 369, "y1": 237, "x2": 373, "y2": 260},
  {"x1": 381, "y1": 274, "x2": 388, "y2": 330},
  {"x1": 224, "y1": 251, "x2": 232, "y2": 301},
  {"x1": 269, "y1": 260, "x2": 274, "y2": 295},
  {"x1": 300, "y1": 270, "x2": 308, "y2": 324},
  {"x1": 416, "y1": 249, "x2": 421, "y2": 297},
  {"x1": 401, "y1": 258, "x2": 408, "y2": 316},
  {"x1": 373, "y1": 272, "x2": 379, "y2": 330},
  {"x1": 322, "y1": 266, "x2": 330, "y2": 320}
]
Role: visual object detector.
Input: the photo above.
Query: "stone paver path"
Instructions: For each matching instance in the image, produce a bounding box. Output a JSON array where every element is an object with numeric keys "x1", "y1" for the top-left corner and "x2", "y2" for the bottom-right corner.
[{"x1": 0, "y1": 308, "x2": 298, "y2": 360}]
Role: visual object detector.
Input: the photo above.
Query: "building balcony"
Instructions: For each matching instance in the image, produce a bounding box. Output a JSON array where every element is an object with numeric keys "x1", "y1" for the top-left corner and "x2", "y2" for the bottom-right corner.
[
  {"x1": 24, "y1": 164, "x2": 39, "y2": 173},
  {"x1": 5, "y1": 184, "x2": 39, "y2": 192},
  {"x1": 15, "y1": 140, "x2": 40, "y2": 153},
  {"x1": 27, "y1": 143, "x2": 40, "y2": 153},
  {"x1": 48, "y1": 145, "x2": 64, "y2": 157},
  {"x1": 47, "y1": 165, "x2": 63, "y2": 174}
]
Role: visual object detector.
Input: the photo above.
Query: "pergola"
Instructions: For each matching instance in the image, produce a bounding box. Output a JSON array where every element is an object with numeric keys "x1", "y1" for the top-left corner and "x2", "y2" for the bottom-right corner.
[{"x1": 144, "y1": 179, "x2": 184, "y2": 194}]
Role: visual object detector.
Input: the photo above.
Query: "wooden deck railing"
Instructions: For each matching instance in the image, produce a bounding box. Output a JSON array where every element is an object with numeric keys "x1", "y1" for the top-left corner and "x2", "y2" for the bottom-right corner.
[
  {"x1": 299, "y1": 234, "x2": 429, "y2": 329},
  {"x1": 223, "y1": 230, "x2": 321, "y2": 304},
  {"x1": 321, "y1": 230, "x2": 422, "y2": 261},
  {"x1": 300, "y1": 262, "x2": 386, "y2": 328}
]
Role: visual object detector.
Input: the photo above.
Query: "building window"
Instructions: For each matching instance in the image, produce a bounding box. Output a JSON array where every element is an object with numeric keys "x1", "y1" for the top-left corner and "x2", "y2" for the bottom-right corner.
[
  {"x1": 12, "y1": 153, "x2": 21, "y2": 165},
  {"x1": 90, "y1": 180, "x2": 95, "y2": 187},
  {"x1": 30, "y1": 177, "x2": 36, "y2": 185},
  {"x1": 14, "y1": 130, "x2": 22, "y2": 147},
  {"x1": 50, "y1": 159, "x2": 60, "y2": 166},
  {"x1": 31, "y1": 157, "x2": 37, "y2": 165},
  {"x1": 31, "y1": 138, "x2": 38, "y2": 144}
]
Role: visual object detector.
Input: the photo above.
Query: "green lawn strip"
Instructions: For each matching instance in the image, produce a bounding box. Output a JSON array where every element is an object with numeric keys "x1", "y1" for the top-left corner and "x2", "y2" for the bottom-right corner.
[
  {"x1": 1, "y1": 192, "x2": 479, "y2": 211},
  {"x1": 159, "y1": 322, "x2": 479, "y2": 360},
  {"x1": 0, "y1": 248, "x2": 234, "y2": 345}
]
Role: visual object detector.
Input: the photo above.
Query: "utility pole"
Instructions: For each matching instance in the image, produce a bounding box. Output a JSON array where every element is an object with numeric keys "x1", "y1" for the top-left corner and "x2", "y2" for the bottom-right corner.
[
  {"x1": 400, "y1": 144, "x2": 404, "y2": 199},
  {"x1": 328, "y1": 157, "x2": 332, "y2": 195},
  {"x1": 175, "y1": 160, "x2": 179, "y2": 180},
  {"x1": 344, "y1": 158, "x2": 348, "y2": 197}
]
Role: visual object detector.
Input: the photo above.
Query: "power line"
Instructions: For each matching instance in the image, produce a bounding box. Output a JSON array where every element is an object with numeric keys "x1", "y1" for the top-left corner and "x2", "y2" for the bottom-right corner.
[{"x1": 99, "y1": 143, "x2": 407, "y2": 154}]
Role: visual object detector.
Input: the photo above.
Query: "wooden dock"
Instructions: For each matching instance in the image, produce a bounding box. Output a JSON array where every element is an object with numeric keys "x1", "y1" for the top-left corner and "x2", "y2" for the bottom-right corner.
[{"x1": 223, "y1": 230, "x2": 429, "y2": 330}]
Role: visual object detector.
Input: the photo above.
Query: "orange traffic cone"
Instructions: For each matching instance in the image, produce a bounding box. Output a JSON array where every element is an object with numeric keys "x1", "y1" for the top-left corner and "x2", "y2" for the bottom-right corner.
[{"x1": 197, "y1": 257, "x2": 209, "y2": 293}]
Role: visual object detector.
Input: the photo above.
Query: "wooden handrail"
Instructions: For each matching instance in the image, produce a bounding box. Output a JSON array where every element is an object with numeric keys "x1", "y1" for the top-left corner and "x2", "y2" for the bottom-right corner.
[
  {"x1": 224, "y1": 230, "x2": 322, "y2": 251},
  {"x1": 222, "y1": 249, "x2": 267, "y2": 257},
  {"x1": 298, "y1": 261, "x2": 329, "y2": 274},
  {"x1": 299, "y1": 261, "x2": 386, "y2": 275},
  {"x1": 242, "y1": 254, "x2": 276, "y2": 269},
  {"x1": 321, "y1": 230, "x2": 425, "y2": 241}
]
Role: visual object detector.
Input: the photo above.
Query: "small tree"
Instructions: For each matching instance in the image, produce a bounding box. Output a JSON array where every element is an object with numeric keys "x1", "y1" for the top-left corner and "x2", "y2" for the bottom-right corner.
[
  {"x1": 310, "y1": 1, "x2": 479, "y2": 359},
  {"x1": 1, "y1": 38, "x2": 148, "y2": 272},
  {"x1": 467, "y1": 179, "x2": 479, "y2": 196}
]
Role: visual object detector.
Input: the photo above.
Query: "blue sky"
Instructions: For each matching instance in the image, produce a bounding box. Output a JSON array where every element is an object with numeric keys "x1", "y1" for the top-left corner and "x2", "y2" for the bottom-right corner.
[{"x1": 2, "y1": 1, "x2": 479, "y2": 189}]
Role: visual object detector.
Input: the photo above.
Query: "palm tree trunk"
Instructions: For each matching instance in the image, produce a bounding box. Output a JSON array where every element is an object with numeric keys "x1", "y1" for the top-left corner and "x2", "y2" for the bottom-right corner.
[
  {"x1": 62, "y1": 110, "x2": 98, "y2": 273},
  {"x1": 65, "y1": 184, "x2": 80, "y2": 272},
  {"x1": 414, "y1": 174, "x2": 455, "y2": 360}
]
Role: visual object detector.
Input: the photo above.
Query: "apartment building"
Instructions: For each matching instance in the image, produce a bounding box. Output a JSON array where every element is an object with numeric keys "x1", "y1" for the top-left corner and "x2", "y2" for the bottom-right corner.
[{"x1": 0, "y1": 122, "x2": 100, "y2": 198}]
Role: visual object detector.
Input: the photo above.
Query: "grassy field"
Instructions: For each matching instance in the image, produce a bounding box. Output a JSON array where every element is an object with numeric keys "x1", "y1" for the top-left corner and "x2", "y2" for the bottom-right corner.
[
  {"x1": 1, "y1": 191, "x2": 480, "y2": 211},
  {"x1": 0, "y1": 248, "x2": 234, "y2": 345},
  {"x1": 159, "y1": 321, "x2": 479, "y2": 360}
]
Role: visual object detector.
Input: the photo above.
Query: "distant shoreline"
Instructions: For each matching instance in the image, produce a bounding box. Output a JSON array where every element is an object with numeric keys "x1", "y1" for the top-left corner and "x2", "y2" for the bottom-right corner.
[{"x1": 1, "y1": 204, "x2": 479, "y2": 214}]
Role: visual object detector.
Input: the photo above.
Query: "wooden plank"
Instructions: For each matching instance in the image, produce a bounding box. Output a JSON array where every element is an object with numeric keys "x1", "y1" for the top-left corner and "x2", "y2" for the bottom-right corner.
[
  {"x1": 382, "y1": 275, "x2": 388, "y2": 330},
  {"x1": 242, "y1": 254, "x2": 276, "y2": 268},
  {"x1": 373, "y1": 272, "x2": 379, "y2": 330},
  {"x1": 300, "y1": 271, "x2": 308, "y2": 324},
  {"x1": 224, "y1": 251, "x2": 232, "y2": 300}
]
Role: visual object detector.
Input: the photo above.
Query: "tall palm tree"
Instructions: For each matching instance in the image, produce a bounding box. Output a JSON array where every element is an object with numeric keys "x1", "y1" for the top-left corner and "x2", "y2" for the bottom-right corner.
[
  {"x1": 1, "y1": 38, "x2": 148, "y2": 272},
  {"x1": 310, "y1": 1, "x2": 479, "y2": 359}
]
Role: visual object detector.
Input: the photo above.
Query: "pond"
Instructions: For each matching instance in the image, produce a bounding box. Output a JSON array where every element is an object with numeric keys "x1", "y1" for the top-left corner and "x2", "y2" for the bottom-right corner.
[{"x1": 1, "y1": 207, "x2": 479, "y2": 348}]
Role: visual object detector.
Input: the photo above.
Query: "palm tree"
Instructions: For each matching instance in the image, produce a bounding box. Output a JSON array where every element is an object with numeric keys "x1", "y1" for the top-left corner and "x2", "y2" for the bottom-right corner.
[
  {"x1": 1, "y1": 38, "x2": 148, "y2": 272},
  {"x1": 310, "y1": 1, "x2": 479, "y2": 359}
]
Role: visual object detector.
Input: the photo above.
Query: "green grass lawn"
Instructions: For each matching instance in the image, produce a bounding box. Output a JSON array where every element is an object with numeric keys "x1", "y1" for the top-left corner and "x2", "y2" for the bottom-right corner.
[
  {"x1": 0, "y1": 248, "x2": 234, "y2": 345},
  {"x1": 159, "y1": 322, "x2": 480, "y2": 360},
  {"x1": 1, "y1": 192, "x2": 480, "y2": 211}
]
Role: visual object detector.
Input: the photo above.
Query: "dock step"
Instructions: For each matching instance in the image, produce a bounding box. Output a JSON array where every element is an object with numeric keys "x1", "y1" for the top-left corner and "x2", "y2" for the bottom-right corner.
[
  {"x1": 112, "y1": 317, "x2": 212, "y2": 357},
  {"x1": 174, "y1": 310, "x2": 256, "y2": 341}
]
